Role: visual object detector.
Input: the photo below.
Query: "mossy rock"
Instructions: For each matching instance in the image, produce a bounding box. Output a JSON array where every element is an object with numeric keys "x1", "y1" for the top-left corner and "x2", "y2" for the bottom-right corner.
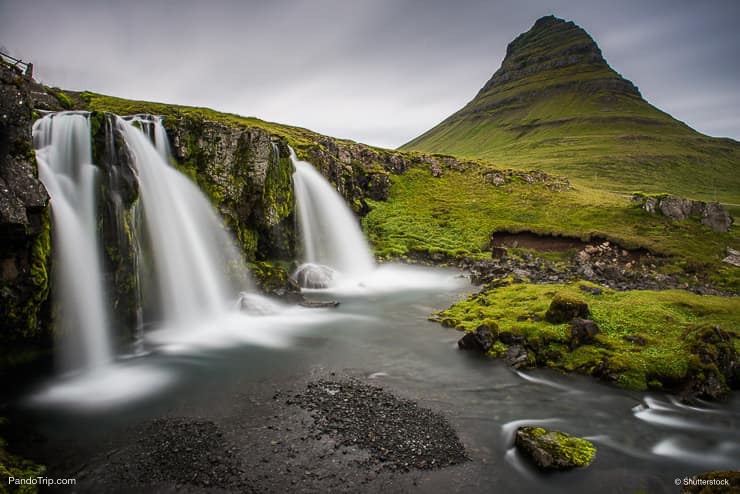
[
  {"x1": 458, "y1": 321, "x2": 499, "y2": 352},
  {"x1": 0, "y1": 418, "x2": 46, "y2": 493},
  {"x1": 515, "y1": 426, "x2": 596, "y2": 470},
  {"x1": 249, "y1": 261, "x2": 301, "y2": 302},
  {"x1": 545, "y1": 293, "x2": 589, "y2": 324}
]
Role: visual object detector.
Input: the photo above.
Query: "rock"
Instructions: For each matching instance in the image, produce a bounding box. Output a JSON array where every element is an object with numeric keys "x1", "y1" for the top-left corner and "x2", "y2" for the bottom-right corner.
[
  {"x1": 250, "y1": 261, "x2": 303, "y2": 302},
  {"x1": 299, "y1": 300, "x2": 340, "y2": 308},
  {"x1": 545, "y1": 294, "x2": 589, "y2": 324},
  {"x1": 491, "y1": 246, "x2": 507, "y2": 259},
  {"x1": 723, "y1": 247, "x2": 740, "y2": 267},
  {"x1": 293, "y1": 263, "x2": 336, "y2": 289},
  {"x1": 430, "y1": 162, "x2": 443, "y2": 177},
  {"x1": 569, "y1": 319, "x2": 600, "y2": 348},
  {"x1": 0, "y1": 61, "x2": 51, "y2": 345},
  {"x1": 515, "y1": 426, "x2": 596, "y2": 470},
  {"x1": 701, "y1": 202, "x2": 733, "y2": 232},
  {"x1": 637, "y1": 194, "x2": 733, "y2": 233},
  {"x1": 680, "y1": 325, "x2": 737, "y2": 401},
  {"x1": 658, "y1": 196, "x2": 694, "y2": 221},
  {"x1": 498, "y1": 331, "x2": 524, "y2": 345},
  {"x1": 643, "y1": 196, "x2": 658, "y2": 213},
  {"x1": 623, "y1": 335, "x2": 647, "y2": 346},
  {"x1": 579, "y1": 284, "x2": 602, "y2": 295},
  {"x1": 458, "y1": 323, "x2": 498, "y2": 352},
  {"x1": 504, "y1": 344, "x2": 530, "y2": 368},
  {"x1": 680, "y1": 470, "x2": 740, "y2": 493}
]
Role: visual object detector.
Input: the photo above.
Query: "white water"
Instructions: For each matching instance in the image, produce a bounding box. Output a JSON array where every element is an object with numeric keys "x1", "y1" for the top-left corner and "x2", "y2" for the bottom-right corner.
[
  {"x1": 118, "y1": 116, "x2": 251, "y2": 324},
  {"x1": 33, "y1": 112, "x2": 113, "y2": 371},
  {"x1": 291, "y1": 149, "x2": 375, "y2": 285}
]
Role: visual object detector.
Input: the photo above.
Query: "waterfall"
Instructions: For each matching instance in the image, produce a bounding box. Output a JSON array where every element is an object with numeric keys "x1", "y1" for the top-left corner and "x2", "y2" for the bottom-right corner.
[
  {"x1": 33, "y1": 112, "x2": 113, "y2": 371},
  {"x1": 290, "y1": 149, "x2": 374, "y2": 287},
  {"x1": 117, "y1": 115, "x2": 251, "y2": 324}
]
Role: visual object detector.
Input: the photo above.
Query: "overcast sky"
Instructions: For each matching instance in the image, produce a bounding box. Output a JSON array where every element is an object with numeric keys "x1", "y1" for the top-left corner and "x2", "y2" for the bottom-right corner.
[{"x1": 1, "y1": 0, "x2": 738, "y2": 148}]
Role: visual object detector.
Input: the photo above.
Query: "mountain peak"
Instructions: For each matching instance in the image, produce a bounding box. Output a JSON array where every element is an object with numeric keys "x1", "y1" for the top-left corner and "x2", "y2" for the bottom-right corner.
[{"x1": 479, "y1": 15, "x2": 632, "y2": 96}]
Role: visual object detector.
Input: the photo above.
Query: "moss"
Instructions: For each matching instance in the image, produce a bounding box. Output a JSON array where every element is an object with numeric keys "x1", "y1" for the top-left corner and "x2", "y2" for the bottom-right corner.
[
  {"x1": 249, "y1": 261, "x2": 297, "y2": 295},
  {"x1": 0, "y1": 419, "x2": 46, "y2": 494},
  {"x1": 545, "y1": 293, "x2": 589, "y2": 323},
  {"x1": 436, "y1": 282, "x2": 739, "y2": 394},
  {"x1": 547, "y1": 431, "x2": 596, "y2": 467},
  {"x1": 50, "y1": 88, "x2": 73, "y2": 110},
  {"x1": 22, "y1": 209, "x2": 52, "y2": 338},
  {"x1": 517, "y1": 426, "x2": 596, "y2": 469}
]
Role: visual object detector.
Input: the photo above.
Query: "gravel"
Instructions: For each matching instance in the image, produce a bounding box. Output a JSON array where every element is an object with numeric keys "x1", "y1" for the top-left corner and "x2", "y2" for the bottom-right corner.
[
  {"x1": 290, "y1": 378, "x2": 468, "y2": 471},
  {"x1": 111, "y1": 418, "x2": 253, "y2": 492}
]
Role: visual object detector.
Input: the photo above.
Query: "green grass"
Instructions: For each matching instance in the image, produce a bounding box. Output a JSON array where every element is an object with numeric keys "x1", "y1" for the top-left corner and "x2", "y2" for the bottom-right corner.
[
  {"x1": 363, "y1": 165, "x2": 739, "y2": 291},
  {"x1": 81, "y1": 91, "x2": 356, "y2": 153},
  {"x1": 401, "y1": 17, "x2": 740, "y2": 203},
  {"x1": 436, "y1": 281, "x2": 740, "y2": 391}
]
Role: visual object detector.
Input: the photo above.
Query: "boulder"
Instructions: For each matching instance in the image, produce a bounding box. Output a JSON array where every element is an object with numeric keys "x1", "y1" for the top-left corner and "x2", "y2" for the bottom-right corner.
[
  {"x1": 504, "y1": 344, "x2": 530, "y2": 368},
  {"x1": 545, "y1": 294, "x2": 589, "y2": 323},
  {"x1": 723, "y1": 247, "x2": 740, "y2": 267},
  {"x1": 659, "y1": 196, "x2": 694, "y2": 221},
  {"x1": 293, "y1": 263, "x2": 336, "y2": 289},
  {"x1": 569, "y1": 319, "x2": 600, "y2": 348},
  {"x1": 701, "y1": 202, "x2": 733, "y2": 233},
  {"x1": 515, "y1": 426, "x2": 596, "y2": 470},
  {"x1": 430, "y1": 162, "x2": 443, "y2": 177},
  {"x1": 458, "y1": 323, "x2": 498, "y2": 352}
]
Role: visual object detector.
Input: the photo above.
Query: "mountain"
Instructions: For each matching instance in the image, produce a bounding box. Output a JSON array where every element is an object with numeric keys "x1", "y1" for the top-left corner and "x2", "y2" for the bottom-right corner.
[{"x1": 401, "y1": 15, "x2": 740, "y2": 202}]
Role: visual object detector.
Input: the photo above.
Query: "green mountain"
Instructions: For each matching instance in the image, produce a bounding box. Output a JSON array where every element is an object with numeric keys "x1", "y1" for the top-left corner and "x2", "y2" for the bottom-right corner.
[{"x1": 401, "y1": 15, "x2": 740, "y2": 203}]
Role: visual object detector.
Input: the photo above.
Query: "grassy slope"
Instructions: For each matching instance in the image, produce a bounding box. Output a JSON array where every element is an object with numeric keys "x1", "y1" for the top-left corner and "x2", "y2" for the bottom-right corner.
[
  {"x1": 79, "y1": 91, "x2": 355, "y2": 153},
  {"x1": 401, "y1": 18, "x2": 740, "y2": 203},
  {"x1": 364, "y1": 165, "x2": 739, "y2": 291}
]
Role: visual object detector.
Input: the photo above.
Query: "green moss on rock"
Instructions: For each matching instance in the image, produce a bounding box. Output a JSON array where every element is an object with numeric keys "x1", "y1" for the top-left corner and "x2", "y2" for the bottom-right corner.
[
  {"x1": 0, "y1": 418, "x2": 46, "y2": 494},
  {"x1": 515, "y1": 425, "x2": 596, "y2": 470},
  {"x1": 545, "y1": 293, "x2": 589, "y2": 323},
  {"x1": 435, "y1": 282, "x2": 739, "y2": 398}
]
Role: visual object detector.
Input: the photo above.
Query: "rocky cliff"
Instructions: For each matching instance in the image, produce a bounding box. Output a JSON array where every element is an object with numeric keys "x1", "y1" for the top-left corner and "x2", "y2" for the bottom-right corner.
[{"x1": 0, "y1": 61, "x2": 52, "y2": 357}]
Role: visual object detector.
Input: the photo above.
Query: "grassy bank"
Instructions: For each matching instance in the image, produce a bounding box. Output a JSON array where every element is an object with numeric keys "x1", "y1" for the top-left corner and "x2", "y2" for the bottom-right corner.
[{"x1": 435, "y1": 281, "x2": 739, "y2": 394}]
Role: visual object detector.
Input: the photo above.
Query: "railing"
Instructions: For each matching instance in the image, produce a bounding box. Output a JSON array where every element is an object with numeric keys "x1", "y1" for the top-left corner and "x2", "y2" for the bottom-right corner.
[{"x1": 0, "y1": 51, "x2": 33, "y2": 77}]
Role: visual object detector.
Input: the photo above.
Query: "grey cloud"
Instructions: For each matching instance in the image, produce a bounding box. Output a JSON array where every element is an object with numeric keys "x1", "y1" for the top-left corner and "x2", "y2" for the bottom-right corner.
[{"x1": 1, "y1": 0, "x2": 737, "y2": 146}]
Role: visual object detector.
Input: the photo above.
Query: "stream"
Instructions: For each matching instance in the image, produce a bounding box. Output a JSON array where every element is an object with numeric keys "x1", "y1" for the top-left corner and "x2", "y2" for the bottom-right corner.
[{"x1": 12, "y1": 264, "x2": 740, "y2": 493}]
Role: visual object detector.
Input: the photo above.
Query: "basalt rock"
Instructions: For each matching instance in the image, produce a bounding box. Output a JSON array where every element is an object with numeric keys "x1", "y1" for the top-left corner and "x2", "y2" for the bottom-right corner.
[
  {"x1": 0, "y1": 60, "x2": 51, "y2": 349},
  {"x1": 633, "y1": 193, "x2": 734, "y2": 233},
  {"x1": 165, "y1": 117, "x2": 296, "y2": 261},
  {"x1": 458, "y1": 323, "x2": 498, "y2": 352},
  {"x1": 569, "y1": 318, "x2": 600, "y2": 349},
  {"x1": 545, "y1": 294, "x2": 589, "y2": 324}
]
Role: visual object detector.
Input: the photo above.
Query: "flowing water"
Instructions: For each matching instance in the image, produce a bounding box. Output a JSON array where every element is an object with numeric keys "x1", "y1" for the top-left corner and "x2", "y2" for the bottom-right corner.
[
  {"x1": 16, "y1": 267, "x2": 740, "y2": 492},
  {"x1": 291, "y1": 148, "x2": 375, "y2": 287},
  {"x1": 33, "y1": 112, "x2": 113, "y2": 371},
  {"x1": 117, "y1": 115, "x2": 251, "y2": 324}
]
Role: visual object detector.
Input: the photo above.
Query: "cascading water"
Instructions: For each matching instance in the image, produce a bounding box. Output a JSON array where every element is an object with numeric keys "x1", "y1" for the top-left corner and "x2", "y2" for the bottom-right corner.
[
  {"x1": 290, "y1": 149, "x2": 375, "y2": 287},
  {"x1": 117, "y1": 115, "x2": 251, "y2": 324},
  {"x1": 33, "y1": 112, "x2": 113, "y2": 371}
]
